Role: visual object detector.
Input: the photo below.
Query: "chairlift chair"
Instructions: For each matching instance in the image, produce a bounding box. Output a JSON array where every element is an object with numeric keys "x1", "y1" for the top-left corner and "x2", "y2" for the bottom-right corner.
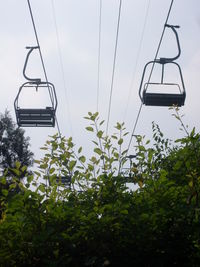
[
  {"x1": 116, "y1": 155, "x2": 137, "y2": 183},
  {"x1": 14, "y1": 46, "x2": 57, "y2": 127},
  {"x1": 139, "y1": 24, "x2": 186, "y2": 107},
  {"x1": 56, "y1": 175, "x2": 71, "y2": 188}
]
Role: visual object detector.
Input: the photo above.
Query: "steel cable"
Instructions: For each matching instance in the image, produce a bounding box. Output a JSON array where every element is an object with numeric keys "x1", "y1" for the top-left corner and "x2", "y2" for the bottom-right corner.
[{"x1": 106, "y1": 0, "x2": 122, "y2": 135}]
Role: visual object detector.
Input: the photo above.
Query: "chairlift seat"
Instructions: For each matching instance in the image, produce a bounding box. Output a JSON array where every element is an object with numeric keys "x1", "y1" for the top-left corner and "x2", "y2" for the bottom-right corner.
[
  {"x1": 143, "y1": 92, "x2": 185, "y2": 106},
  {"x1": 16, "y1": 107, "x2": 55, "y2": 127}
]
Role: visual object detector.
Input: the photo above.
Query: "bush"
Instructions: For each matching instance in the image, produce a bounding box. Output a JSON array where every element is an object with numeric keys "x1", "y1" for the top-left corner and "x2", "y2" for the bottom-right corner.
[{"x1": 0, "y1": 110, "x2": 200, "y2": 266}]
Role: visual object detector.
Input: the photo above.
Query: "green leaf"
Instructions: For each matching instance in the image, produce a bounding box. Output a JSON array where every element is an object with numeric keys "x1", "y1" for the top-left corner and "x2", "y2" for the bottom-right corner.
[
  {"x1": 59, "y1": 141, "x2": 65, "y2": 150},
  {"x1": 15, "y1": 161, "x2": 21, "y2": 169},
  {"x1": 86, "y1": 126, "x2": 94, "y2": 132},
  {"x1": 91, "y1": 156, "x2": 97, "y2": 162},
  {"x1": 114, "y1": 152, "x2": 119, "y2": 159},
  {"x1": 118, "y1": 138, "x2": 123, "y2": 145},
  {"x1": 38, "y1": 184, "x2": 46, "y2": 193},
  {"x1": 34, "y1": 171, "x2": 41, "y2": 177},
  {"x1": 9, "y1": 183, "x2": 17, "y2": 190},
  {"x1": 40, "y1": 163, "x2": 48, "y2": 169},
  {"x1": 79, "y1": 156, "x2": 86, "y2": 163},
  {"x1": 78, "y1": 147, "x2": 83, "y2": 153},
  {"x1": 84, "y1": 116, "x2": 90, "y2": 120},
  {"x1": 11, "y1": 168, "x2": 20, "y2": 176},
  {"x1": 40, "y1": 147, "x2": 48, "y2": 151},
  {"x1": 123, "y1": 132, "x2": 129, "y2": 136},
  {"x1": 94, "y1": 148, "x2": 102, "y2": 155},
  {"x1": 91, "y1": 112, "x2": 99, "y2": 121},
  {"x1": 2, "y1": 189, "x2": 8, "y2": 196},
  {"x1": 122, "y1": 149, "x2": 128, "y2": 155},
  {"x1": 138, "y1": 145, "x2": 146, "y2": 152},
  {"x1": 76, "y1": 166, "x2": 84, "y2": 170},
  {"x1": 27, "y1": 175, "x2": 34, "y2": 183},
  {"x1": 100, "y1": 120, "x2": 105, "y2": 126},
  {"x1": 88, "y1": 164, "x2": 94, "y2": 171},
  {"x1": 50, "y1": 159, "x2": 57, "y2": 165},
  {"x1": 138, "y1": 180, "x2": 143, "y2": 188},
  {"x1": 0, "y1": 177, "x2": 7, "y2": 185},
  {"x1": 120, "y1": 209, "x2": 128, "y2": 215},
  {"x1": 92, "y1": 141, "x2": 98, "y2": 146},
  {"x1": 115, "y1": 122, "x2": 122, "y2": 130},
  {"x1": 69, "y1": 160, "x2": 77, "y2": 170},
  {"x1": 49, "y1": 167, "x2": 55, "y2": 174},
  {"x1": 21, "y1": 166, "x2": 27, "y2": 172},
  {"x1": 189, "y1": 180, "x2": 193, "y2": 187},
  {"x1": 97, "y1": 130, "x2": 103, "y2": 138},
  {"x1": 190, "y1": 127, "x2": 195, "y2": 136}
]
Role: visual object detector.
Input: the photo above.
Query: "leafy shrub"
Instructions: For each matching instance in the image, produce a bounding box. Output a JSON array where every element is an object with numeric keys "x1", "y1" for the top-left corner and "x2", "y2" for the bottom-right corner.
[{"x1": 0, "y1": 110, "x2": 200, "y2": 266}]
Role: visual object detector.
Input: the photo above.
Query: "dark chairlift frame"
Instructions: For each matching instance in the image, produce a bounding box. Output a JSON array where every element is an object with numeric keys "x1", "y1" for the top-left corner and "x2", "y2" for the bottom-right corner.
[
  {"x1": 14, "y1": 46, "x2": 58, "y2": 127},
  {"x1": 139, "y1": 24, "x2": 186, "y2": 107}
]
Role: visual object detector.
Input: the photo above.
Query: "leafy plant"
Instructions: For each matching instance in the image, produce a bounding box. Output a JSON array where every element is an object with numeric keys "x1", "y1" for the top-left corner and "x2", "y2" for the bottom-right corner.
[{"x1": 1, "y1": 110, "x2": 200, "y2": 266}]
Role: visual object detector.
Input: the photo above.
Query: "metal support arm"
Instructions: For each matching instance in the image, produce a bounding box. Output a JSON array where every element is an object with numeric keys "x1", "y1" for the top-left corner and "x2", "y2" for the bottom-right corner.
[
  {"x1": 23, "y1": 46, "x2": 41, "y2": 83},
  {"x1": 157, "y1": 24, "x2": 181, "y2": 64}
]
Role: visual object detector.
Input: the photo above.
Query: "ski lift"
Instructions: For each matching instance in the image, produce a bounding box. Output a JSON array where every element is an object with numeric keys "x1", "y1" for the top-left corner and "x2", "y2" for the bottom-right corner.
[
  {"x1": 14, "y1": 46, "x2": 57, "y2": 127},
  {"x1": 56, "y1": 175, "x2": 71, "y2": 188},
  {"x1": 120, "y1": 154, "x2": 137, "y2": 183},
  {"x1": 139, "y1": 24, "x2": 186, "y2": 107}
]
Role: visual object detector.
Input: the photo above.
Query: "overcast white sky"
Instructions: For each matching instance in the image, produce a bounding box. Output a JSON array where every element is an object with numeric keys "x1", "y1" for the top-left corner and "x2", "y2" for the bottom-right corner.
[{"x1": 0, "y1": 0, "x2": 200, "y2": 160}]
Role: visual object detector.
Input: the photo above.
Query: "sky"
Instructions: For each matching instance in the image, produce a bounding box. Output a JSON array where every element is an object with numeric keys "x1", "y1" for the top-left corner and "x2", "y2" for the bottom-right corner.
[{"x1": 0, "y1": 0, "x2": 200, "y2": 162}]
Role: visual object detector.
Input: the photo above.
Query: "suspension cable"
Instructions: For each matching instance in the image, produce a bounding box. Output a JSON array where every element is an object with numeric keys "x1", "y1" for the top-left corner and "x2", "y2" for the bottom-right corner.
[
  {"x1": 123, "y1": 0, "x2": 151, "y2": 122},
  {"x1": 126, "y1": 0, "x2": 175, "y2": 155},
  {"x1": 51, "y1": 0, "x2": 74, "y2": 138},
  {"x1": 145, "y1": 0, "x2": 175, "y2": 87},
  {"x1": 96, "y1": 0, "x2": 102, "y2": 112},
  {"x1": 27, "y1": 0, "x2": 61, "y2": 138},
  {"x1": 106, "y1": 0, "x2": 122, "y2": 135}
]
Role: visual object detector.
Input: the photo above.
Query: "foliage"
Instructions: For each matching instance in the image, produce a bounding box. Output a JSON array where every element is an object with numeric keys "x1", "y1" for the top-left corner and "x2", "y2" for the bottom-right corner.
[
  {"x1": 0, "y1": 110, "x2": 34, "y2": 177},
  {"x1": 0, "y1": 110, "x2": 200, "y2": 266}
]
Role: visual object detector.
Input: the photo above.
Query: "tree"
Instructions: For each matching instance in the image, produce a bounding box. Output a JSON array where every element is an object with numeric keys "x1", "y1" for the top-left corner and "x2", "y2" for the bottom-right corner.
[{"x1": 0, "y1": 110, "x2": 34, "y2": 176}]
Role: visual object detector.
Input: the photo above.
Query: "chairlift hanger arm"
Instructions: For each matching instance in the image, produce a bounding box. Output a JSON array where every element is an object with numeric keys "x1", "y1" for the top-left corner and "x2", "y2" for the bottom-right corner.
[
  {"x1": 158, "y1": 24, "x2": 181, "y2": 64},
  {"x1": 23, "y1": 46, "x2": 41, "y2": 83},
  {"x1": 139, "y1": 60, "x2": 155, "y2": 102}
]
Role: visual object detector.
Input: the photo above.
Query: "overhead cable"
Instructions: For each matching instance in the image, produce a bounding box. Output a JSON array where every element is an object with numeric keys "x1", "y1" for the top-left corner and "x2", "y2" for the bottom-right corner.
[
  {"x1": 123, "y1": 0, "x2": 151, "y2": 122},
  {"x1": 51, "y1": 0, "x2": 74, "y2": 137},
  {"x1": 106, "y1": 0, "x2": 122, "y2": 135},
  {"x1": 96, "y1": 0, "x2": 102, "y2": 112},
  {"x1": 126, "y1": 0, "x2": 175, "y2": 154},
  {"x1": 145, "y1": 0, "x2": 175, "y2": 87}
]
